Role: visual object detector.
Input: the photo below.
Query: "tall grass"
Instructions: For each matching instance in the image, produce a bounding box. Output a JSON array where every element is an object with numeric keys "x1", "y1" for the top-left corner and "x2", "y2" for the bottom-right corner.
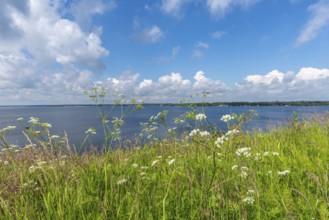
[{"x1": 0, "y1": 109, "x2": 328, "y2": 219}]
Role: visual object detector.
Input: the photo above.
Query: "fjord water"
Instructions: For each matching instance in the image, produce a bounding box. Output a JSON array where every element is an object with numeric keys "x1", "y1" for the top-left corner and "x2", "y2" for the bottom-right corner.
[{"x1": 1, "y1": 105, "x2": 328, "y2": 148}]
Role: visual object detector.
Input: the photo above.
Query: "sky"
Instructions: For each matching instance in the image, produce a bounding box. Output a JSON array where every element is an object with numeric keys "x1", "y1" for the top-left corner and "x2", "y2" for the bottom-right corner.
[{"x1": 0, "y1": 0, "x2": 329, "y2": 105}]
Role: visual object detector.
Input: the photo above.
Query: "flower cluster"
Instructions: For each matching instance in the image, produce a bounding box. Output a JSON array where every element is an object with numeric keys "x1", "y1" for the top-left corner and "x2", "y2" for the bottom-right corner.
[
  {"x1": 195, "y1": 113, "x2": 207, "y2": 121},
  {"x1": 220, "y1": 114, "x2": 235, "y2": 123}
]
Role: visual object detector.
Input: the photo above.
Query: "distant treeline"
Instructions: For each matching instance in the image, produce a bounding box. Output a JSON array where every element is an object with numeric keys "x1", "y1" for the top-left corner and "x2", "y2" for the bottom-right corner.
[{"x1": 162, "y1": 101, "x2": 329, "y2": 107}]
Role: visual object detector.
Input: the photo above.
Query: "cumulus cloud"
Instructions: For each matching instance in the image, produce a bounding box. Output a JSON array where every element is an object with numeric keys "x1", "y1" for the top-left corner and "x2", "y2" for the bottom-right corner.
[
  {"x1": 192, "y1": 41, "x2": 209, "y2": 59},
  {"x1": 99, "y1": 71, "x2": 227, "y2": 102},
  {"x1": 210, "y1": 31, "x2": 226, "y2": 39},
  {"x1": 0, "y1": 0, "x2": 110, "y2": 105},
  {"x1": 234, "y1": 67, "x2": 329, "y2": 101},
  {"x1": 161, "y1": 0, "x2": 191, "y2": 17},
  {"x1": 134, "y1": 25, "x2": 164, "y2": 44},
  {"x1": 69, "y1": 0, "x2": 116, "y2": 30},
  {"x1": 296, "y1": 0, "x2": 329, "y2": 46},
  {"x1": 206, "y1": 0, "x2": 260, "y2": 18}
]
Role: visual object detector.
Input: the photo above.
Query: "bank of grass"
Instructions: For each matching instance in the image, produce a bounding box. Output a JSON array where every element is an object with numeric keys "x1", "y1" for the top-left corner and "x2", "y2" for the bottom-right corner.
[{"x1": 0, "y1": 116, "x2": 329, "y2": 219}]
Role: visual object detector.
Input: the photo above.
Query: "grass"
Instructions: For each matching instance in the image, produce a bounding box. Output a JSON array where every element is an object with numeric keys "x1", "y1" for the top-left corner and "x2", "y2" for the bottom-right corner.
[{"x1": 0, "y1": 112, "x2": 328, "y2": 219}]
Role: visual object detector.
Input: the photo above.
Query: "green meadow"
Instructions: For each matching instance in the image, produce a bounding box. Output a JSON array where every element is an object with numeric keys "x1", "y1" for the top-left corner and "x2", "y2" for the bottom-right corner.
[{"x1": 1, "y1": 90, "x2": 328, "y2": 219}]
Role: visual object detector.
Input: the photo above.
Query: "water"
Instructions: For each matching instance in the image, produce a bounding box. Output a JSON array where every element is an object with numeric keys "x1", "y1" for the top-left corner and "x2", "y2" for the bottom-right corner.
[{"x1": 0, "y1": 105, "x2": 328, "y2": 148}]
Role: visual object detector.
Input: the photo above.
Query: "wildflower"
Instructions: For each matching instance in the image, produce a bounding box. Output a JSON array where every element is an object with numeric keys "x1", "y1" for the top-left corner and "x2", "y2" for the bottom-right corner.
[
  {"x1": 215, "y1": 136, "x2": 226, "y2": 148},
  {"x1": 168, "y1": 159, "x2": 175, "y2": 166},
  {"x1": 17, "y1": 117, "x2": 24, "y2": 122},
  {"x1": 221, "y1": 114, "x2": 234, "y2": 122},
  {"x1": 37, "y1": 161, "x2": 47, "y2": 166},
  {"x1": 117, "y1": 179, "x2": 128, "y2": 185},
  {"x1": 195, "y1": 113, "x2": 207, "y2": 121},
  {"x1": 4, "y1": 126, "x2": 16, "y2": 131},
  {"x1": 141, "y1": 166, "x2": 148, "y2": 170},
  {"x1": 231, "y1": 165, "x2": 238, "y2": 170},
  {"x1": 51, "y1": 135, "x2": 60, "y2": 139},
  {"x1": 41, "y1": 123, "x2": 52, "y2": 128},
  {"x1": 85, "y1": 127, "x2": 96, "y2": 135},
  {"x1": 254, "y1": 153, "x2": 261, "y2": 161},
  {"x1": 151, "y1": 160, "x2": 159, "y2": 166},
  {"x1": 247, "y1": 189, "x2": 255, "y2": 195},
  {"x1": 263, "y1": 151, "x2": 269, "y2": 156},
  {"x1": 272, "y1": 152, "x2": 279, "y2": 156},
  {"x1": 240, "y1": 170, "x2": 248, "y2": 178},
  {"x1": 236, "y1": 147, "x2": 251, "y2": 157},
  {"x1": 278, "y1": 170, "x2": 290, "y2": 176},
  {"x1": 226, "y1": 129, "x2": 239, "y2": 136},
  {"x1": 200, "y1": 131, "x2": 210, "y2": 137},
  {"x1": 140, "y1": 172, "x2": 147, "y2": 176},
  {"x1": 189, "y1": 129, "x2": 200, "y2": 137},
  {"x1": 132, "y1": 163, "x2": 139, "y2": 168},
  {"x1": 29, "y1": 117, "x2": 39, "y2": 124},
  {"x1": 243, "y1": 196, "x2": 255, "y2": 205},
  {"x1": 29, "y1": 166, "x2": 36, "y2": 173},
  {"x1": 4, "y1": 161, "x2": 9, "y2": 165},
  {"x1": 157, "y1": 156, "x2": 162, "y2": 159}
]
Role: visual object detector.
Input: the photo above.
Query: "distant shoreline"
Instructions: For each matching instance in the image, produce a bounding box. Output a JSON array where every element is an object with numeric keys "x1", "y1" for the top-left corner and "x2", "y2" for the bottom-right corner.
[{"x1": 1, "y1": 101, "x2": 329, "y2": 107}]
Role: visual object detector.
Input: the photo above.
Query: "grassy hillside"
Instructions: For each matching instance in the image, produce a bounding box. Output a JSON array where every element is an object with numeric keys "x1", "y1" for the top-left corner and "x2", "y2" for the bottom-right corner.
[{"x1": 0, "y1": 111, "x2": 328, "y2": 219}]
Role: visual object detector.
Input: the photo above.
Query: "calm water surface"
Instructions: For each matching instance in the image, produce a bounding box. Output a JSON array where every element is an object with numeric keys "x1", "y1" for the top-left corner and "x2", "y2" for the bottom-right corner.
[{"x1": 0, "y1": 105, "x2": 328, "y2": 148}]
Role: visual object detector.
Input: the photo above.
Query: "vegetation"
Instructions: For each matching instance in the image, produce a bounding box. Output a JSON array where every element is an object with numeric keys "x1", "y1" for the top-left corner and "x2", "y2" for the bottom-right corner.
[{"x1": 0, "y1": 88, "x2": 328, "y2": 219}]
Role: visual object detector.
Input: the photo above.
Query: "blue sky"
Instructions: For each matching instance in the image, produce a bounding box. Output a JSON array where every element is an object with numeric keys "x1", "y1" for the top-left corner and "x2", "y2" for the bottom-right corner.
[{"x1": 1, "y1": 0, "x2": 329, "y2": 104}]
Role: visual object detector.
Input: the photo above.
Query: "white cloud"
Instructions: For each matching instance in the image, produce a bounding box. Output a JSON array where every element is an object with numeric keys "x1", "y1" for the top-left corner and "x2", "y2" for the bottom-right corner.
[
  {"x1": 70, "y1": 0, "x2": 116, "y2": 30},
  {"x1": 296, "y1": 0, "x2": 329, "y2": 46},
  {"x1": 235, "y1": 67, "x2": 329, "y2": 101},
  {"x1": 0, "y1": 0, "x2": 110, "y2": 104},
  {"x1": 195, "y1": 41, "x2": 209, "y2": 49},
  {"x1": 210, "y1": 31, "x2": 226, "y2": 39},
  {"x1": 244, "y1": 70, "x2": 284, "y2": 85},
  {"x1": 135, "y1": 25, "x2": 164, "y2": 44},
  {"x1": 161, "y1": 0, "x2": 190, "y2": 17},
  {"x1": 206, "y1": 0, "x2": 260, "y2": 18},
  {"x1": 295, "y1": 67, "x2": 329, "y2": 81},
  {"x1": 192, "y1": 41, "x2": 209, "y2": 59}
]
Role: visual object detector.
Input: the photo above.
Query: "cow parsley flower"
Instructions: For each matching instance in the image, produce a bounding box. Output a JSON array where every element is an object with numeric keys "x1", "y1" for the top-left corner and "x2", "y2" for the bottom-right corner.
[
  {"x1": 220, "y1": 114, "x2": 234, "y2": 122},
  {"x1": 278, "y1": 170, "x2": 290, "y2": 176},
  {"x1": 168, "y1": 159, "x2": 175, "y2": 166},
  {"x1": 117, "y1": 178, "x2": 128, "y2": 185},
  {"x1": 195, "y1": 113, "x2": 207, "y2": 121}
]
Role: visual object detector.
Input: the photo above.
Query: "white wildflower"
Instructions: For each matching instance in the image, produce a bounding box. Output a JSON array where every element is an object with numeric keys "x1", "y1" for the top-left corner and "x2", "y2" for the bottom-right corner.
[
  {"x1": 51, "y1": 135, "x2": 60, "y2": 139},
  {"x1": 168, "y1": 159, "x2": 175, "y2": 166},
  {"x1": 28, "y1": 117, "x2": 39, "y2": 124},
  {"x1": 272, "y1": 152, "x2": 279, "y2": 156},
  {"x1": 140, "y1": 172, "x2": 147, "y2": 176},
  {"x1": 16, "y1": 117, "x2": 24, "y2": 122},
  {"x1": 263, "y1": 151, "x2": 269, "y2": 156},
  {"x1": 221, "y1": 114, "x2": 234, "y2": 122},
  {"x1": 278, "y1": 170, "x2": 290, "y2": 176},
  {"x1": 117, "y1": 179, "x2": 128, "y2": 185},
  {"x1": 231, "y1": 165, "x2": 238, "y2": 170},
  {"x1": 157, "y1": 156, "x2": 162, "y2": 159},
  {"x1": 195, "y1": 113, "x2": 207, "y2": 121},
  {"x1": 132, "y1": 163, "x2": 139, "y2": 168},
  {"x1": 247, "y1": 189, "x2": 255, "y2": 195},
  {"x1": 236, "y1": 147, "x2": 251, "y2": 157},
  {"x1": 254, "y1": 153, "x2": 261, "y2": 161},
  {"x1": 151, "y1": 160, "x2": 159, "y2": 166},
  {"x1": 225, "y1": 129, "x2": 239, "y2": 136},
  {"x1": 37, "y1": 161, "x2": 47, "y2": 166},
  {"x1": 4, "y1": 161, "x2": 9, "y2": 165},
  {"x1": 141, "y1": 166, "x2": 148, "y2": 170},
  {"x1": 29, "y1": 166, "x2": 36, "y2": 173},
  {"x1": 199, "y1": 131, "x2": 210, "y2": 137},
  {"x1": 85, "y1": 127, "x2": 96, "y2": 135},
  {"x1": 189, "y1": 129, "x2": 200, "y2": 137},
  {"x1": 243, "y1": 196, "x2": 255, "y2": 205}
]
